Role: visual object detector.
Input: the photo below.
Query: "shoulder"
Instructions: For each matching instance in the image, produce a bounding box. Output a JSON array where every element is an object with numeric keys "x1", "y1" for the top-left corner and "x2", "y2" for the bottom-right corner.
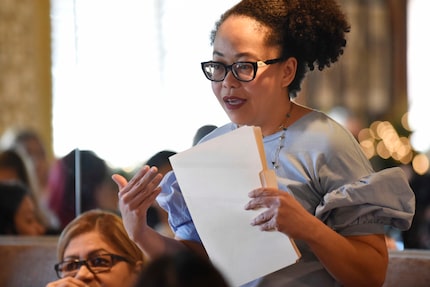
[
  {"x1": 291, "y1": 110, "x2": 355, "y2": 142},
  {"x1": 289, "y1": 110, "x2": 370, "y2": 164}
]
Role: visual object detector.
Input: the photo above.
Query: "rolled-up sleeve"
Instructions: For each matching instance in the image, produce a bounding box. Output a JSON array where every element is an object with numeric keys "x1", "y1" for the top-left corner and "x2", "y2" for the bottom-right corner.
[
  {"x1": 156, "y1": 171, "x2": 201, "y2": 241},
  {"x1": 315, "y1": 167, "x2": 415, "y2": 235}
]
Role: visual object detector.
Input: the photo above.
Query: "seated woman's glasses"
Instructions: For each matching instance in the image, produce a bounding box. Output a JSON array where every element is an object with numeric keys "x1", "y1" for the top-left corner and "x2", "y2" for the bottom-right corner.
[{"x1": 54, "y1": 253, "x2": 131, "y2": 278}]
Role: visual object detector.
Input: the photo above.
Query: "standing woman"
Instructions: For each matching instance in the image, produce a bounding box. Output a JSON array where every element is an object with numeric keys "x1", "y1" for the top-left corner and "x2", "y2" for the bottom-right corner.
[{"x1": 114, "y1": 1, "x2": 415, "y2": 286}]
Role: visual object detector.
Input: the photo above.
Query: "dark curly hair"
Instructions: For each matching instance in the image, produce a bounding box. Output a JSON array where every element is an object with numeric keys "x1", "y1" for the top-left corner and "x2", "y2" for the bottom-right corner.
[{"x1": 210, "y1": 0, "x2": 350, "y2": 98}]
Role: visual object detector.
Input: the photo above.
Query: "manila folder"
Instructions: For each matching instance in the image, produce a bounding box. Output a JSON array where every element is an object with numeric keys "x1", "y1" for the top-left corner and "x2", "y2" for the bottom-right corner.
[{"x1": 169, "y1": 125, "x2": 300, "y2": 287}]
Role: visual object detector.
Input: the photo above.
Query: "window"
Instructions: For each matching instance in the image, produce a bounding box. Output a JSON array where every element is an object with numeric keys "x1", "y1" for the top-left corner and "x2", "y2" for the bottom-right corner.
[
  {"x1": 407, "y1": 0, "x2": 430, "y2": 154},
  {"x1": 51, "y1": 0, "x2": 238, "y2": 168}
]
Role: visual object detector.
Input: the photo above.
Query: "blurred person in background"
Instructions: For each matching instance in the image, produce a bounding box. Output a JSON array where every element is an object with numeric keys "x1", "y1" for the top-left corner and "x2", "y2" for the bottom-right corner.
[
  {"x1": 0, "y1": 148, "x2": 58, "y2": 233},
  {"x1": 134, "y1": 250, "x2": 230, "y2": 287},
  {"x1": 403, "y1": 172, "x2": 430, "y2": 249},
  {"x1": 47, "y1": 149, "x2": 109, "y2": 230},
  {"x1": 94, "y1": 168, "x2": 122, "y2": 215},
  {"x1": 192, "y1": 125, "x2": 218, "y2": 146},
  {"x1": 0, "y1": 181, "x2": 46, "y2": 235},
  {"x1": 0, "y1": 127, "x2": 52, "y2": 203}
]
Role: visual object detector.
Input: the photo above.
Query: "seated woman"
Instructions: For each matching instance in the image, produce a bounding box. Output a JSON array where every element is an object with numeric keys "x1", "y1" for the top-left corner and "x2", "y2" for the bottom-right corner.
[
  {"x1": 46, "y1": 209, "x2": 145, "y2": 287},
  {"x1": 0, "y1": 148, "x2": 57, "y2": 232},
  {"x1": 0, "y1": 181, "x2": 46, "y2": 235}
]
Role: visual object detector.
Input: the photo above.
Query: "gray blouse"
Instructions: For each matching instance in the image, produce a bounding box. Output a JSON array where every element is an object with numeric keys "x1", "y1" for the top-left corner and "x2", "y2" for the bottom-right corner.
[{"x1": 157, "y1": 110, "x2": 415, "y2": 287}]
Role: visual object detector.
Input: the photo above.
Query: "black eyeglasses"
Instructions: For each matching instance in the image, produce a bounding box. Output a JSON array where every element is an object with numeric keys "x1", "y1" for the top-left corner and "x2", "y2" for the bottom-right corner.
[
  {"x1": 201, "y1": 58, "x2": 283, "y2": 82},
  {"x1": 54, "y1": 253, "x2": 132, "y2": 278}
]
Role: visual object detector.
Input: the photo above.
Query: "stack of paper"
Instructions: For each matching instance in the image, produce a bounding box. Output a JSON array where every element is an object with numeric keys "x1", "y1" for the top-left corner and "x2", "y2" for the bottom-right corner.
[{"x1": 169, "y1": 125, "x2": 300, "y2": 286}]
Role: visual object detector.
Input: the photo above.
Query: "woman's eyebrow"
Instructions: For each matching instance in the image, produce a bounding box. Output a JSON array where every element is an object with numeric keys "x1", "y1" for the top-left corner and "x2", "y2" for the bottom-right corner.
[
  {"x1": 63, "y1": 248, "x2": 110, "y2": 259},
  {"x1": 212, "y1": 51, "x2": 255, "y2": 59}
]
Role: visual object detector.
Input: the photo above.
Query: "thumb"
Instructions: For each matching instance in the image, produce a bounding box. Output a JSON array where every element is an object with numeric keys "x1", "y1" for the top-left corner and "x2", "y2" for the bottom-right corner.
[{"x1": 112, "y1": 174, "x2": 128, "y2": 189}]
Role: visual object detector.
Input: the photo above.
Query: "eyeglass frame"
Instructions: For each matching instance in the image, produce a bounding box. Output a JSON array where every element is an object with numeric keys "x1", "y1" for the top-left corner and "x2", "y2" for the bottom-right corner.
[
  {"x1": 200, "y1": 58, "x2": 284, "y2": 82},
  {"x1": 54, "y1": 253, "x2": 132, "y2": 279}
]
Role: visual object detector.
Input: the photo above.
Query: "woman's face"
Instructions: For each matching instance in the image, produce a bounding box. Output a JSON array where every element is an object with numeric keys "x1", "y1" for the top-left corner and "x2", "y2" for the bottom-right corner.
[
  {"x1": 14, "y1": 195, "x2": 46, "y2": 235},
  {"x1": 211, "y1": 15, "x2": 296, "y2": 135},
  {"x1": 0, "y1": 167, "x2": 19, "y2": 181},
  {"x1": 58, "y1": 231, "x2": 140, "y2": 287}
]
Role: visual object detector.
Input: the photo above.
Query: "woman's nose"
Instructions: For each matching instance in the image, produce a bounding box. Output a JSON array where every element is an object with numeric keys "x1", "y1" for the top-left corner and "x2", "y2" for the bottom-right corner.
[
  {"x1": 222, "y1": 69, "x2": 240, "y2": 88},
  {"x1": 36, "y1": 222, "x2": 46, "y2": 235},
  {"x1": 75, "y1": 263, "x2": 95, "y2": 280}
]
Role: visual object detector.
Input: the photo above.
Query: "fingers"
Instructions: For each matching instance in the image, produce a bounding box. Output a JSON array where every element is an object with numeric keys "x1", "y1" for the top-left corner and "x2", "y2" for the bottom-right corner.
[
  {"x1": 248, "y1": 186, "x2": 277, "y2": 198},
  {"x1": 250, "y1": 209, "x2": 279, "y2": 231},
  {"x1": 128, "y1": 165, "x2": 153, "y2": 187},
  {"x1": 245, "y1": 190, "x2": 280, "y2": 210},
  {"x1": 246, "y1": 187, "x2": 282, "y2": 232},
  {"x1": 119, "y1": 165, "x2": 151, "y2": 195},
  {"x1": 117, "y1": 166, "x2": 160, "y2": 197},
  {"x1": 117, "y1": 165, "x2": 163, "y2": 212},
  {"x1": 127, "y1": 183, "x2": 162, "y2": 211},
  {"x1": 112, "y1": 173, "x2": 127, "y2": 188}
]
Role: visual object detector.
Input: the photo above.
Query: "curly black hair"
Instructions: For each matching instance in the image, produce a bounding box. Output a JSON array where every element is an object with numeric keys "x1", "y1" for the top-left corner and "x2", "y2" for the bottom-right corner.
[{"x1": 210, "y1": 0, "x2": 350, "y2": 98}]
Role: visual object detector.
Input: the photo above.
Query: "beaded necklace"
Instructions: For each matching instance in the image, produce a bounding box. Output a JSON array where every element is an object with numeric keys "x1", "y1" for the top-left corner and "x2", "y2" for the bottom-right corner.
[
  {"x1": 232, "y1": 102, "x2": 294, "y2": 170},
  {"x1": 271, "y1": 102, "x2": 294, "y2": 169}
]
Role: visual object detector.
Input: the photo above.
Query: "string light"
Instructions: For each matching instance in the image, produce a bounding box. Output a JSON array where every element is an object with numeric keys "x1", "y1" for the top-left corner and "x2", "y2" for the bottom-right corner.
[{"x1": 357, "y1": 113, "x2": 428, "y2": 174}]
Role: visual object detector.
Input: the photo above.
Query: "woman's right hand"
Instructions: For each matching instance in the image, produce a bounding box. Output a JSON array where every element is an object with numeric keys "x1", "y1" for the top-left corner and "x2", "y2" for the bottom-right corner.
[{"x1": 112, "y1": 165, "x2": 163, "y2": 243}]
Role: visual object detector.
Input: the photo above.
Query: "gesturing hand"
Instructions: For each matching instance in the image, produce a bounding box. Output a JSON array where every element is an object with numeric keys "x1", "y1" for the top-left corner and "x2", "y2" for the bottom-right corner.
[{"x1": 112, "y1": 165, "x2": 163, "y2": 242}]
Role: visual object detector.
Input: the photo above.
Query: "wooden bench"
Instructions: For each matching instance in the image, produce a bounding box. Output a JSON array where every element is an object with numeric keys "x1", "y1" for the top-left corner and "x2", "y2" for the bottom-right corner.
[
  {"x1": 1, "y1": 236, "x2": 430, "y2": 287},
  {"x1": 0, "y1": 236, "x2": 58, "y2": 287},
  {"x1": 383, "y1": 249, "x2": 430, "y2": 287},
  {"x1": 253, "y1": 249, "x2": 430, "y2": 286}
]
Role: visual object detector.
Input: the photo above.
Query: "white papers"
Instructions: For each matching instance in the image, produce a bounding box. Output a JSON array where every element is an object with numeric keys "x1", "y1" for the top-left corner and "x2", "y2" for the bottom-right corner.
[{"x1": 169, "y1": 126, "x2": 300, "y2": 286}]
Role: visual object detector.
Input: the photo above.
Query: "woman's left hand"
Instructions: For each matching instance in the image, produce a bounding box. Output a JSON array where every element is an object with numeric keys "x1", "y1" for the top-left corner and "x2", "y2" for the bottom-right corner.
[{"x1": 244, "y1": 187, "x2": 317, "y2": 239}]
